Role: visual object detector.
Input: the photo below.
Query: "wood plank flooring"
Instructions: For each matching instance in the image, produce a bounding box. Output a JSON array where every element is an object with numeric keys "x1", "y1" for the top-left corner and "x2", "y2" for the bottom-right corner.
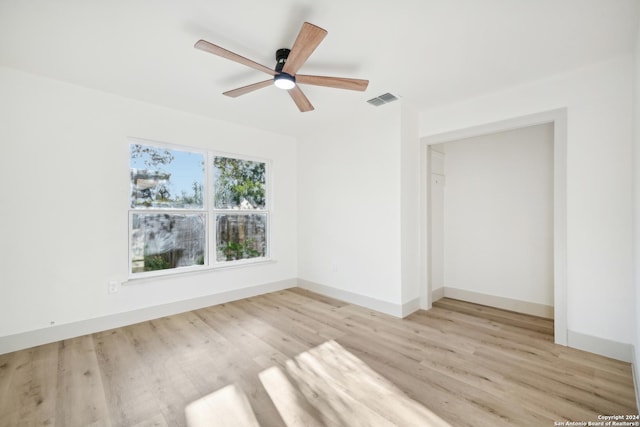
[{"x1": 0, "y1": 289, "x2": 636, "y2": 426}]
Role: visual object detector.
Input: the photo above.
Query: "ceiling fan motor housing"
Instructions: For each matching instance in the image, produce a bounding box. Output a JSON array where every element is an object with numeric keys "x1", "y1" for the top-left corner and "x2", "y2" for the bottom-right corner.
[
  {"x1": 275, "y1": 48, "x2": 291, "y2": 72},
  {"x1": 274, "y1": 48, "x2": 295, "y2": 89}
]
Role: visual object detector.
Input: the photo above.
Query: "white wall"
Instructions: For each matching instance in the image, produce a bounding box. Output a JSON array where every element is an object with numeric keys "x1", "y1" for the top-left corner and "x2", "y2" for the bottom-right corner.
[
  {"x1": 420, "y1": 55, "x2": 634, "y2": 345},
  {"x1": 440, "y1": 124, "x2": 554, "y2": 306},
  {"x1": 400, "y1": 103, "x2": 421, "y2": 312},
  {"x1": 0, "y1": 66, "x2": 298, "y2": 344},
  {"x1": 296, "y1": 102, "x2": 422, "y2": 316},
  {"x1": 297, "y1": 105, "x2": 404, "y2": 310}
]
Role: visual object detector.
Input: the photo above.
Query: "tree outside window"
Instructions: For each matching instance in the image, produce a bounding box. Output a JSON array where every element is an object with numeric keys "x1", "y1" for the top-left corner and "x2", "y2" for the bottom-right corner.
[{"x1": 213, "y1": 156, "x2": 268, "y2": 262}]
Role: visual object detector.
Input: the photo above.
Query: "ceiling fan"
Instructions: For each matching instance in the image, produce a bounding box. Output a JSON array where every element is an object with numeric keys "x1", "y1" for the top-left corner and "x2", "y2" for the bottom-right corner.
[{"x1": 194, "y1": 22, "x2": 369, "y2": 112}]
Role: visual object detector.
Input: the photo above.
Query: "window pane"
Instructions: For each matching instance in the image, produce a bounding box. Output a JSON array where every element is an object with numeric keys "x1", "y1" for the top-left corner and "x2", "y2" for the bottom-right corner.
[
  {"x1": 131, "y1": 213, "x2": 205, "y2": 273},
  {"x1": 130, "y1": 144, "x2": 204, "y2": 209},
  {"x1": 216, "y1": 214, "x2": 266, "y2": 262},
  {"x1": 213, "y1": 157, "x2": 266, "y2": 209}
]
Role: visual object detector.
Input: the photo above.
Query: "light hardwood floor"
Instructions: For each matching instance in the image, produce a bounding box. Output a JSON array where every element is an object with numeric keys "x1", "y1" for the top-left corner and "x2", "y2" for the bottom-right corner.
[{"x1": 0, "y1": 289, "x2": 636, "y2": 426}]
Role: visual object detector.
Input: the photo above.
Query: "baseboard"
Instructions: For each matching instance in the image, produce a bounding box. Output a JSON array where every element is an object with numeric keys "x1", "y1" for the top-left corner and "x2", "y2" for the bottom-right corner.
[
  {"x1": 632, "y1": 345, "x2": 640, "y2": 411},
  {"x1": 442, "y1": 287, "x2": 554, "y2": 319},
  {"x1": 402, "y1": 298, "x2": 421, "y2": 317},
  {"x1": 297, "y1": 279, "x2": 408, "y2": 318},
  {"x1": 0, "y1": 278, "x2": 296, "y2": 355},
  {"x1": 432, "y1": 287, "x2": 445, "y2": 302},
  {"x1": 3, "y1": 279, "x2": 633, "y2": 366},
  {"x1": 567, "y1": 330, "x2": 633, "y2": 363}
]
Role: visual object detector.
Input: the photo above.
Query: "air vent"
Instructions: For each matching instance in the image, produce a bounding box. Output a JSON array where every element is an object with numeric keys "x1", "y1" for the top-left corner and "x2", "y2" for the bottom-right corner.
[{"x1": 367, "y1": 93, "x2": 399, "y2": 107}]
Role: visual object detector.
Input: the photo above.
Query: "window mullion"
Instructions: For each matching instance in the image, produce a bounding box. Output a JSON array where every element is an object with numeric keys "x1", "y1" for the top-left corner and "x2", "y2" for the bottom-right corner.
[{"x1": 207, "y1": 150, "x2": 214, "y2": 268}]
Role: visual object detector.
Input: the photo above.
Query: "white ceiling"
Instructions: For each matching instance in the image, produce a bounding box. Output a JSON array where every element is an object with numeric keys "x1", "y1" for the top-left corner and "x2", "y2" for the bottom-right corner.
[{"x1": 1, "y1": 0, "x2": 638, "y2": 137}]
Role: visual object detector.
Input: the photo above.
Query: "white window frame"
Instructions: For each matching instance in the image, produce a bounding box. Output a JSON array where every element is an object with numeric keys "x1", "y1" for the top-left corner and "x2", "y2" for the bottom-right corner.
[{"x1": 128, "y1": 139, "x2": 271, "y2": 279}]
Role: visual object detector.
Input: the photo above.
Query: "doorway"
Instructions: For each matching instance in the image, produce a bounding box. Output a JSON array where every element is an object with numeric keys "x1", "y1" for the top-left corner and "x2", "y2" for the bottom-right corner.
[{"x1": 420, "y1": 109, "x2": 567, "y2": 345}]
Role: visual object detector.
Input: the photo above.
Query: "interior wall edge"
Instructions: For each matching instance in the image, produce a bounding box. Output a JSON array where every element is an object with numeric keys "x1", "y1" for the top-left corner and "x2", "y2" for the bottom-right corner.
[
  {"x1": 632, "y1": 345, "x2": 640, "y2": 411},
  {"x1": 432, "y1": 287, "x2": 445, "y2": 302},
  {"x1": 401, "y1": 298, "x2": 421, "y2": 318}
]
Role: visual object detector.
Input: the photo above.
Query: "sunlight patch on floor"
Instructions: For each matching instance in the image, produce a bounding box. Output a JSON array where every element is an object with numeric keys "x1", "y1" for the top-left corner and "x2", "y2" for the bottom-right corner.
[
  {"x1": 260, "y1": 340, "x2": 452, "y2": 427},
  {"x1": 185, "y1": 383, "x2": 261, "y2": 427},
  {"x1": 186, "y1": 340, "x2": 451, "y2": 426}
]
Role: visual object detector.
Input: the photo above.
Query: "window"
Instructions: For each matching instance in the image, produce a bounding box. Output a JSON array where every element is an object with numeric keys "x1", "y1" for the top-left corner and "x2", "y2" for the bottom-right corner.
[{"x1": 129, "y1": 141, "x2": 269, "y2": 277}]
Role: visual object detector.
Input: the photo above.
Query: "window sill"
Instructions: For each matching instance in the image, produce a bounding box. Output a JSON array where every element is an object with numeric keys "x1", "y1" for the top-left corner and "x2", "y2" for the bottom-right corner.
[{"x1": 125, "y1": 258, "x2": 276, "y2": 285}]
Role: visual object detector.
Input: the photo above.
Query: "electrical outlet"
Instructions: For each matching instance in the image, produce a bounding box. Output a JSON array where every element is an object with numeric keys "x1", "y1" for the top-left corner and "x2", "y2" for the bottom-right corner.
[{"x1": 108, "y1": 280, "x2": 120, "y2": 294}]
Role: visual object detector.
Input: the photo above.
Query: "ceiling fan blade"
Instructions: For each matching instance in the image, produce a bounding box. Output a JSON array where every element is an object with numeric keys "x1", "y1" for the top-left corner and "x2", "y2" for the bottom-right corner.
[
  {"x1": 282, "y1": 22, "x2": 327, "y2": 75},
  {"x1": 195, "y1": 40, "x2": 276, "y2": 76},
  {"x1": 288, "y1": 86, "x2": 314, "y2": 112},
  {"x1": 296, "y1": 75, "x2": 369, "y2": 91},
  {"x1": 223, "y1": 80, "x2": 273, "y2": 98}
]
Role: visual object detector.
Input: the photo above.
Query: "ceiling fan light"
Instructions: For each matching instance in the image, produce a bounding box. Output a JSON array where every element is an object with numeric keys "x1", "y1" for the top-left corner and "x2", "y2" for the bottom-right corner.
[{"x1": 274, "y1": 73, "x2": 296, "y2": 90}]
